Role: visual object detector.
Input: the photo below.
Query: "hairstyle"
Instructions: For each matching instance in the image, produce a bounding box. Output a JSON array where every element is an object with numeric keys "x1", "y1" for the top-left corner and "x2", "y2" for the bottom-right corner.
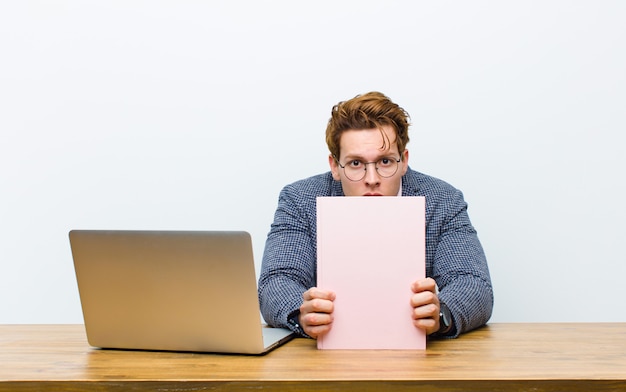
[{"x1": 325, "y1": 91, "x2": 411, "y2": 160}]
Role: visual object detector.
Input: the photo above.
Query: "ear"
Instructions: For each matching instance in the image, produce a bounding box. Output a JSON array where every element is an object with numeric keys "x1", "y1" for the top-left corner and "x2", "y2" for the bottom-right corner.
[
  {"x1": 400, "y1": 149, "x2": 410, "y2": 176},
  {"x1": 329, "y1": 154, "x2": 341, "y2": 181}
]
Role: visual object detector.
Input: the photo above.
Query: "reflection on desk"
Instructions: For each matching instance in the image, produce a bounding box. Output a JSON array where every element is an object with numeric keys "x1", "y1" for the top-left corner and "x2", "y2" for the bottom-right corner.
[{"x1": 1, "y1": 323, "x2": 625, "y2": 391}]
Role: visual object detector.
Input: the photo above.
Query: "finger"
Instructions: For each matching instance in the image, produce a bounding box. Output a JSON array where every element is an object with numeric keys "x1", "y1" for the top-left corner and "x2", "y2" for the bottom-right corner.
[
  {"x1": 301, "y1": 311, "x2": 333, "y2": 327},
  {"x1": 410, "y1": 290, "x2": 439, "y2": 308},
  {"x1": 303, "y1": 287, "x2": 336, "y2": 301},
  {"x1": 300, "y1": 297, "x2": 334, "y2": 314},
  {"x1": 412, "y1": 303, "x2": 439, "y2": 320},
  {"x1": 413, "y1": 316, "x2": 439, "y2": 335},
  {"x1": 304, "y1": 323, "x2": 333, "y2": 339},
  {"x1": 301, "y1": 312, "x2": 333, "y2": 339},
  {"x1": 412, "y1": 302, "x2": 440, "y2": 336},
  {"x1": 411, "y1": 277, "x2": 437, "y2": 294}
]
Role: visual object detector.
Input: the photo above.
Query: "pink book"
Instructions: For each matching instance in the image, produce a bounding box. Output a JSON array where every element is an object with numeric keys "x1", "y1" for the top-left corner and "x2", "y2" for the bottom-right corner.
[{"x1": 316, "y1": 196, "x2": 426, "y2": 350}]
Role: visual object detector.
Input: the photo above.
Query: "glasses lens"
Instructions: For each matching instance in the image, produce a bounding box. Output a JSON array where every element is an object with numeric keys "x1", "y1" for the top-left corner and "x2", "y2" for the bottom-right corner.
[
  {"x1": 344, "y1": 161, "x2": 365, "y2": 181},
  {"x1": 376, "y1": 158, "x2": 399, "y2": 178},
  {"x1": 341, "y1": 158, "x2": 399, "y2": 181}
]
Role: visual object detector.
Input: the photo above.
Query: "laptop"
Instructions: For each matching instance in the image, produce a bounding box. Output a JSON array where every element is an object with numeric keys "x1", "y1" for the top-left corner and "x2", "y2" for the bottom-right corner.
[{"x1": 69, "y1": 230, "x2": 294, "y2": 355}]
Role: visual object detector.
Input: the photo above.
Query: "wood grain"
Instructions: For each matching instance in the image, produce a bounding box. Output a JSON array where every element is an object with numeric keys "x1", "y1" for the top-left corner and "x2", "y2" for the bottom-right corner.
[{"x1": 1, "y1": 323, "x2": 625, "y2": 391}]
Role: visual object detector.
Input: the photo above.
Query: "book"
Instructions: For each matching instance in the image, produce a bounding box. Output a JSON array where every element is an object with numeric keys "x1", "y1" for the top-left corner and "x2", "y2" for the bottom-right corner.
[{"x1": 316, "y1": 196, "x2": 426, "y2": 350}]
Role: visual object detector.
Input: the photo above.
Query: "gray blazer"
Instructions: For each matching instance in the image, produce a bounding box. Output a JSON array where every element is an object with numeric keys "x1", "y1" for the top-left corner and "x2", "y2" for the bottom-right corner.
[{"x1": 258, "y1": 168, "x2": 493, "y2": 337}]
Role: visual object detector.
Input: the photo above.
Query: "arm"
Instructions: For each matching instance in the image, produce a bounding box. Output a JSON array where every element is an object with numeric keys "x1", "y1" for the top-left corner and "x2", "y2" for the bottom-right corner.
[
  {"x1": 257, "y1": 184, "x2": 319, "y2": 336},
  {"x1": 428, "y1": 188, "x2": 494, "y2": 337}
]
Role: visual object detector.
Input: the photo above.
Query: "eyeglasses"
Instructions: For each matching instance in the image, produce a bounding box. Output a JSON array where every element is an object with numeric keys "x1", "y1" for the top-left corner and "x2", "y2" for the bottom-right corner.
[{"x1": 335, "y1": 156, "x2": 401, "y2": 182}]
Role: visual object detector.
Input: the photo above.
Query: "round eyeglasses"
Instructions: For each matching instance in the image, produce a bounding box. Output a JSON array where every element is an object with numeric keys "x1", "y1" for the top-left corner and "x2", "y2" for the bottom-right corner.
[{"x1": 336, "y1": 156, "x2": 401, "y2": 182}]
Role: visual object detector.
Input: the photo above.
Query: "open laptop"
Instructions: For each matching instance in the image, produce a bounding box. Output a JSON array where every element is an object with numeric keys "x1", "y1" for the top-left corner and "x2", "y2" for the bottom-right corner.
[{"x1": 69, "y1": 230, "x2": 294, "y2": 355}]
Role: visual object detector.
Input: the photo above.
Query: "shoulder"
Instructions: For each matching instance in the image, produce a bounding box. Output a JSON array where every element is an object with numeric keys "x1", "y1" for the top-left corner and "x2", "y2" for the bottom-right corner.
[
  {"x1": 402, "y1": 168, "x2": 462, "y2": 198},
  {"x1": 402, "y1": 168, "x2": 471, "y2": 224},
  {"x1": 280, "y1": 172, "x2": 343, "y2": 201},
  {"x1": 272, "y1": 172, "x2": 341, "y2": 230}
]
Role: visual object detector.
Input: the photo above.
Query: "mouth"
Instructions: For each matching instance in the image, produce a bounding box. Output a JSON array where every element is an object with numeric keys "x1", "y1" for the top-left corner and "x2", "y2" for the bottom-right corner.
[{"x1": 363, "y1": 193, "x2": 383, "y2": 196}]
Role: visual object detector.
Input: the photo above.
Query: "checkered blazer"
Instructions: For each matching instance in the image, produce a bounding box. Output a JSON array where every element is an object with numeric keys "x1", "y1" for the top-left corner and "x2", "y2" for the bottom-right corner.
[{"x1": 258, "y1": 168, "x2": 493, "y2": 337}]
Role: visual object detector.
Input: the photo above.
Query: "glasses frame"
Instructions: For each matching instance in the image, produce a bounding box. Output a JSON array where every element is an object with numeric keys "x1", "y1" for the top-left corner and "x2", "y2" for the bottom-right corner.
[{"x1": 335, "y1": 156, "x2": 402, "y2": 182}]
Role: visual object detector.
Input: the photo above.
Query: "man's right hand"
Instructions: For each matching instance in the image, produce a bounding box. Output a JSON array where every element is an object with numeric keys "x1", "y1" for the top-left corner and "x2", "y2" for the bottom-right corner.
[{"x1": 299, "y1": 287, "x2": 336, "y2": 339}]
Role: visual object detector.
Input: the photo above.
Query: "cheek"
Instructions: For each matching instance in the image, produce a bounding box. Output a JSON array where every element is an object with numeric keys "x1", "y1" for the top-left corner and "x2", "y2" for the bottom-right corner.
[
  {"x1": 340, "y1": 181, "x2": 360, "y2": 196},
  {"x1": 383, "y1": 178, "x2": 403, "y2": 196}
]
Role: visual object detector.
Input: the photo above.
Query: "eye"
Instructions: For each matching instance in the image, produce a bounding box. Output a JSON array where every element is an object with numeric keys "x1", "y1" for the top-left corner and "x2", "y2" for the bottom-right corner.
[
  {"x1": 378, "y1": 158, "x2": 392, "y2": 167},
  {"x1": 349, "y1": 160, "x2": 363, "y2": 168}
]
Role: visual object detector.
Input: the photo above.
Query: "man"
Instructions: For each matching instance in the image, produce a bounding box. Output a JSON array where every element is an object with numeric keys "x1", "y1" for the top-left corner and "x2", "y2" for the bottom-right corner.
[{"x1": 258, "y1": 92, "x2": 493, "y2": 339}]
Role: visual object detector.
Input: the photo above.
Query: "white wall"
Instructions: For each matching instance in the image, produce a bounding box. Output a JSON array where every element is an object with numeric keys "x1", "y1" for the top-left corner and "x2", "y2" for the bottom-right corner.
[{"x1": 1, "y1": 1, "x2": 625, "y2": 324}]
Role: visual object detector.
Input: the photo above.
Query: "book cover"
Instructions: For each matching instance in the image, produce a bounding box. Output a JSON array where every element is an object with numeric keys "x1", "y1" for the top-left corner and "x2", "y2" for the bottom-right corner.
[{"x1": 316, "y1": 196, "x2": 426, "y2": 350}]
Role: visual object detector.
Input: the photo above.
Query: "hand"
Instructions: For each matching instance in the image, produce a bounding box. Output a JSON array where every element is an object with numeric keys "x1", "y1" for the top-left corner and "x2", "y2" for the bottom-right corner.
[
  {"x1": 299, "y1": 287, "x2": 336, "y2": 339},
  {"x1": 410, "y1": 277, "x2": 441, "y2": 335}
]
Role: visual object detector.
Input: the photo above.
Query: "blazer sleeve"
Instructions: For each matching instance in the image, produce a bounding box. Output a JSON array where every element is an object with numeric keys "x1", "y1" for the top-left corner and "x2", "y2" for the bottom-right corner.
[
  {"x1": 258, "y1": 183, "x2": 317, "y2": 335},
  {"x1": 428, "y1": 187, "x2": 494, "y2": 337}
]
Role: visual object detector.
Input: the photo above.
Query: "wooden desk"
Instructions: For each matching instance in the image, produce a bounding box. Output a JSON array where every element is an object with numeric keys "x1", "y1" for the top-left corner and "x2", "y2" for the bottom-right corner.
[{"x1": 1, "y1": 323, "x2": 625, "y2": 391}]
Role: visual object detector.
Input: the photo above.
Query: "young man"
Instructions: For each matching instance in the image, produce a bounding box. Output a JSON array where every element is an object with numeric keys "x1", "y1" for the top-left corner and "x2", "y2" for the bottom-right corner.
[{"x1": 258, "y1": 92, "x2": 493, "y2": 338}]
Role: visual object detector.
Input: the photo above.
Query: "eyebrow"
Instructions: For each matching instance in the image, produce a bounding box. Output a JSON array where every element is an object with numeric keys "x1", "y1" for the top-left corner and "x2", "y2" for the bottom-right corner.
[{"x1": 342, "y1": 153, "x2": 400, "y2": 161}]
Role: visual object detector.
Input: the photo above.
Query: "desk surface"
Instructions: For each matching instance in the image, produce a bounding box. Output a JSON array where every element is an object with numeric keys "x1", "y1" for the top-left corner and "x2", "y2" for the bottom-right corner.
[{"x1": 1, "y1": 323, "x2": 625, "y2": 391}]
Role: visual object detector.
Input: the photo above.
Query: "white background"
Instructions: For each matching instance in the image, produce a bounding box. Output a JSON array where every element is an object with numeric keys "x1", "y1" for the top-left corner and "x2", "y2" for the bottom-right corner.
[{"x1": 1, "y1": 1, "x2": 625, "y2": 324}]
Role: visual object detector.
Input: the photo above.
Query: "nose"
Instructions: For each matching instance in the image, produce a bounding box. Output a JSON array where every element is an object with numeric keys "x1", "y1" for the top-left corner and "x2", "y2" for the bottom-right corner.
[{"x1": 363, "y1": 162, "x2": 381, "y2": 186}]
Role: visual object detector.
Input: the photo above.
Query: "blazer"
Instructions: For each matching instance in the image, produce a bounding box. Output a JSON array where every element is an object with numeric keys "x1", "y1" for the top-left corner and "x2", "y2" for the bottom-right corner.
[{"x1": 258, "y1": 168, "x2": 494, "y2": 338}]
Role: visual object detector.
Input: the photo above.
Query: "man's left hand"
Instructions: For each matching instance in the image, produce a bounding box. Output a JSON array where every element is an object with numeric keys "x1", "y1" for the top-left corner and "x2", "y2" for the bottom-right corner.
[{"x1": 410, "y1": 277, "x2": 440, "y2": 335}]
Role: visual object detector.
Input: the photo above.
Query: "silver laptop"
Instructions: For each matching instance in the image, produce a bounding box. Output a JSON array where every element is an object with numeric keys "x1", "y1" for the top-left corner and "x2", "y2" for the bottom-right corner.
[{"x1": 69, "y1": 230, "x2": 294, "y2": 355}]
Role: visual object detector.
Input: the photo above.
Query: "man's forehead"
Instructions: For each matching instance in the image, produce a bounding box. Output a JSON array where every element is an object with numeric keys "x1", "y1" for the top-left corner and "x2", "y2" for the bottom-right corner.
[{"x1": 339, "y1": 127, "x2": 400, "y2": 157}]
